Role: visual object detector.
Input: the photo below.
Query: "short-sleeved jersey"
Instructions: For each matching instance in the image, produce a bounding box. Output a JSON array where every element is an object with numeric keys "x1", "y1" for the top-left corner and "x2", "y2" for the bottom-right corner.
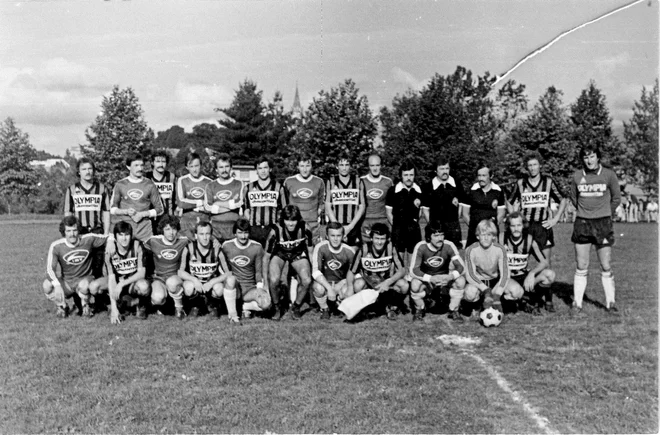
[
  {"x1": 312, "y1": 240, "x2": 355, "y2": 283},
  {"x1": 186, "y1": 239, "x2": 224, "y2": 282},
  {"x1": 205, "y1": 178, "x2": 245, "y2": 222},
  {"x1": 265, "y1": 222, "x2": 313, "y2": 258},
  {"x1": 111, "y1": 177, "x2": 164, "y2": 220},
  {"x1": 461, "y1": 182, "x2": 506, "y2": 225},
  {"x1": 46, "y1": 234, "x2": 107, "y2": 282},
  {"x1": 222, "y1": 238, "x2": 264, "y2": 287},
  {"x1": 106, "y1": 240, "x2": 144, "y2": 278},
  {"x1": 464, "y1": 241, "x2": 509, "y2": 290},
  {"x1": 361, "y1": 174, "x2": 393, "y2": 219},
  {"x1": 63, "y1": 182, "x2": 110, "y2": 232},
  {"x1": 177, "y1": 173, "x2": 212, "y2": 214},
  {"x1": 244, "y1": 179, "x2": 285, "y2": 227},
  {"x1": 501, "y1": 234, "x2": 533, "y2": 277},
  {"x1": 284, "y1": 174, "x2": 325, "y2": 223},
  {"x1": 410, "y1": 240, "x2": 463, "y2": 281},
  {"x1": 569, "y1": 166, "x2": 621, "y2": 219},
  {"x1": 386, "y1": 182, "x2": 423, "y2": 229},
  {"x1": 145, "y1": 170, "x2": 176, "y2": 216},
  {"x1": 143, "y1": 235, "x2": 188, "y2": 279},
  {"x1": 510, "y1": 175, "x2": 564, "y2": 223},
  {"x1": 351, "y1": 241, "x2": 403, "y2": 288},
  {"x1": 421, "y1": 176, "x2": 465, "y2": 224},
  {"x1": 327, "y1": 175, "x2": 363, "y2": 225}
]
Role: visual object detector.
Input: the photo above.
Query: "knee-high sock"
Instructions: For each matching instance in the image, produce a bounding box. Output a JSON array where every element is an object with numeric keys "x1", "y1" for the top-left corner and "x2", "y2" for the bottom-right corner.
[
  {"x1": 601, "y1": 270, "x2": 615, "y2": 306},
  {"x1": 449, "y1": 288, "x2": 464, "y2": 311},
  {"x1": 46, "y1": 286, "x2": 66, "y2": 307},
  {"x1": 573, "y1": 269, "x2": 588, "y2": 307},
  {"x1": 169, "y1": 286, "x2": 184, "y2": 309},
  {"x1": 223, "y1": 288, "x2": 238, "y2": 318},
  {"x1": 77, "y1": 290, "x2": 90, "y2": 307},
  {"x1": 314, "y1": 293, "x2": 328, "y2": 309},
  {"x1": 411, "y1": 290, "x2": 426, "y2": 310},
  {"x1": 242, "y1": 301, "x2": 262, "y2": 312}
]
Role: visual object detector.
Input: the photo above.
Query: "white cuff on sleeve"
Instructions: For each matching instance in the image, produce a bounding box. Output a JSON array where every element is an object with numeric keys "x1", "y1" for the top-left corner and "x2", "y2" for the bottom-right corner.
[
  {"x1": 451, "y1": 270, "x2": 460, "y2": 280},
  {"x1": 423, "y1": 274, "x2": 432, "y2": 283},
  {"x1": 312, "y1": 270, "x2": 323, "y2": 280}
]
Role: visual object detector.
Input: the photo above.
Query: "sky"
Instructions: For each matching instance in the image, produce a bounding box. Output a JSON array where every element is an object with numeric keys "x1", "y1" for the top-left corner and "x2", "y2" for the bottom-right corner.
[{"x1": 0, "y1": 0, "x2": 657, "y2": 157}]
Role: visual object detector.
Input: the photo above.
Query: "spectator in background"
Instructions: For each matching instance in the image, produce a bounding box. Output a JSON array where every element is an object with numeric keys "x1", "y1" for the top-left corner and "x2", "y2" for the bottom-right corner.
[{"x1": 647, "y1": 197, "x2": 658, "y2": 222}]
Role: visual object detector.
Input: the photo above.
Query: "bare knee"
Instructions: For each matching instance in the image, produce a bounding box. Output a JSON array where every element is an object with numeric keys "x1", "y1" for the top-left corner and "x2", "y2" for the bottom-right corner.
[
  {"x1": 312, "y1": 282, "x2": 325, "y2": 298},
  {"x1": 134, "y1": 279, "x2": 151, "y2": 297},
  {"x1": 464, "y1": 285, "x2": 480, "y2": 302},
  {"x1": 183, "y1": 281, "x2": 195, "y2": 297},
  {"x1": 453, "y1": 276, "x2": 466, "y2": 289}
]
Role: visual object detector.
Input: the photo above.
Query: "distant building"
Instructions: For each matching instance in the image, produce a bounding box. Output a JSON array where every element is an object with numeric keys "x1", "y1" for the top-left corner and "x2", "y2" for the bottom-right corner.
[
  {"x1": 30, "y1": 159, "x2": 70, "y2": 172},
  {"x1": 291, "y1": 82, "x2": 303, "y2": 120},
  {"x1": 232, "y1": 165, "x2": 257, "y2": 183}
]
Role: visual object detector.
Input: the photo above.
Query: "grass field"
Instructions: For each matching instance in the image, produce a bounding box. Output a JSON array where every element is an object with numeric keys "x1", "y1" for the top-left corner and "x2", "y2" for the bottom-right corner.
[{"x1": 0, "y1": 221, "x2": 657, "y2": 433}]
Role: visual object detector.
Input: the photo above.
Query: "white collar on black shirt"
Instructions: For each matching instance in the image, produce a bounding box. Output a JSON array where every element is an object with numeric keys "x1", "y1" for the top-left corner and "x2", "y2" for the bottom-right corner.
[
  {"x1": 395, "y1": 182, "x2": 422, "y2": 194},
  {"x1": 432, "y1": 176, "x2": 456, "y2": 189},
  {"x1": 470, "y1": 182, "x2": 501, "y2": 191}
]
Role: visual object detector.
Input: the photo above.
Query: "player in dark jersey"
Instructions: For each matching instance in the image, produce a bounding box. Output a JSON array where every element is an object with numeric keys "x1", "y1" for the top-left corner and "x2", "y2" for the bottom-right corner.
[
  {"x1": 43, "y1": 216, "x2": 107, "y2": 318},
  {"x1": 569, "y1": 146, "x2": 621, "y2": 314},
  {"x1": 179, "y1": 222, "x2": 233, "y2": 318},
  {"x1": 409, "y1": 221, "x2": 467, "y2": 322},
  {"x1": 145, "y1": 150, "x2": 177, "y2": 235},
  {"x1": 176, "y1": 152, "x2": 212, "y2": 240},
  {"x1": 500, "y1": 212, "x2": 555, "y2": 315},
  {"x1": 244, "y1": 157, "x2": 286, "y2": 247},
  {"x1": 265, "y1": 205, "x2": 314, "y2": 320},
  {"x1": 386, "y1": 160, "x2": 423, "y2": 268},
  {"x1": 311, "y1": 222, "x2": 356, "y2": 319},
  {"x1": 205, "y1": 153, "x2": 244, "y2": 241},
  {"x1": 460, "y1": 163, "x2": 506, "y2": 247},
  {"x1": 325, "y1": 154, "x2": 365, "y2": 247},
  {"x1": 347, "y1": 223, "x2": 409, "y2": 320},
  {"x1": 283, "y1": 154, "x2": 325, "y2": 245},
  {"x1": 88, "y1": 221, "x2": 150, "y2": 324}
]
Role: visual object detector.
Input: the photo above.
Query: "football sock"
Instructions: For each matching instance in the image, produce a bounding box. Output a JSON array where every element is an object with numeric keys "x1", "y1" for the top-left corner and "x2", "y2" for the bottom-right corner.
[
  {"x1": 411, "y1": 290, "x2": 426, "y2": 310},
  {"x1": 538, "y1": 284, "x2": 551, "y2": 306},
  {"x1": 289, "y1": 278, "x2": 299, "y2": 304},
  {"x1": 601, "y1": 270, "x2": 615, "y2": 307},
  {"x1": 76, "y1": 290, "x2": 90, "y2": 307},
  {"x1": 448, "y1": 288, "x2": 464, "y2": 311},
  {"x1": 573, "y1": 269, "x2": 588, "y2": 307},
  {"x1": 46, "y1": 285, "x2": 65, "y2": 306},
  {"x1": 224, "y1": 288, "x2": 238, "y2": 318},
  {"x1": 314, "y1": 294, "x2": 328, "y2": 310},
  {"x1": 169, "y1": 285, "x2": 184, "y2": 309},
  {"x1": 242, "y1": 301, "x2": 262, "y2": 312}
]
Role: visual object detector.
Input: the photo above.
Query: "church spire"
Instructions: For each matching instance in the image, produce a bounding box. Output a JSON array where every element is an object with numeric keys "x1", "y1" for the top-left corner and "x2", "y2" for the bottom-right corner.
[{"x1": 292, "y1": 81, "x2": 303, "y2": 119}]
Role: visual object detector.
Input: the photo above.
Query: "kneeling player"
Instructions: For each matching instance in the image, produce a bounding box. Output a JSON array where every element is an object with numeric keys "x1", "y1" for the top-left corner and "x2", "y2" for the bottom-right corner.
[
  {"x1": 409, "y1": 222, "x2": 467, "y2": 322},
  {"x1": 89, "y1": 221, "x2": 151, "y2": 324},
  {"x1": 464, "y1": 219, "x2": 520, "y2": 315},
  {"x1": 43, "y1": 216, "x2": 107, "y2": 318},
  {"x1": 501, "y1": 212, "x2": 555, "y2": 314},
  {"x1": 178, "y1": 222, "x2": 234, "y2": 318},
  {"x1": 311, "y1": 222, "x2": 356, "y2": 320},
  {"x1": 347, "y1": 223, "x2": 409, "y2": 320}
]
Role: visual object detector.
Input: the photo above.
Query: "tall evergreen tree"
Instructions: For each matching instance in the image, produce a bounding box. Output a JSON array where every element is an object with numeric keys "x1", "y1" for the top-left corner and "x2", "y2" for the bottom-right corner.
[{"x1": 0, "y1": 117, "x2": 39, "y2": 214}]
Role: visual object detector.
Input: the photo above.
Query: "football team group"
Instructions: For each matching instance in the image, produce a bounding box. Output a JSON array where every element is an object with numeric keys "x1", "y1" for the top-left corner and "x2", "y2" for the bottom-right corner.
[{"x1": 43, "y1": 145, "x2": 621, "y2": 325}]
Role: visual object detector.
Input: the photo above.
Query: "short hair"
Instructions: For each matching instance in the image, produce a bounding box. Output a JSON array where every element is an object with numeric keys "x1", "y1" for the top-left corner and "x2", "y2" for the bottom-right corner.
[
  {"x1": 233, "y1": 218, "x2": 251, "y2": 234},
  {"x1": 280, "y1": 205, "x2": 302, "y2": 223},
  {"x1": 297, "y1": 153, "x2": 312, "y2": 164},
  {"x1": 579, "y1": 146, "x2": 601, "y2": 161},
  {"x1": 59, "y1": 216, "x2": 81, "y2": 237},
  {"x1": 185, "y1": 152, "x2": 201, "y2": 167},
  {"x1": 326, "y1": 221, "x2": 344, "y2": 233},
  {"x1": 158, "y1": 214, "x2": 181, "y2": 233},
  {"x1": 195, "y1": 221, "x2": 213, "y2": 234},
  {"x1": 399, "y1": 160, "x2": 416, "y2": 178},
  {"x1": 255, "y1": 157, "x2": 272, "y2": 168},
  {"x1": 337, "y1": 153, "x2": 351, "y2": 165},
  {"x1": 424, "y1": 221, "x2": 445, "y2": 242},
  {"x1": 216, "y1": 153, "x2": 232, "y2": 167},
  {"x1": 505, "y1": 211, "x2": 526, "y2": 228},
  {"x1": 76, "y1": 157, "x2": 95, "y2": 174},
  {"x1": 151, "y1": 150, "x2": 170, "y2": 164},
  {"x1": 370, "y1": 222, "x2": 390, "y2": 239},
  {"x1": 476, "y1": 219, "x2": 497, "y2": 236},
  {"x1": 476, "y1": 161, "x2": 490, "y2": 173},
  {"x1": 125, "y1": 153, "x2": 144, "y2": 167},
  {"x1": 525, "y1": 151, "x2": 543, "y2": 166},
  {"x1": 435, "y1": 156, "x2": 451, "y2": 168},
  {"x1": 113, "y1": 221, "x2": 133, "y2": 237}
]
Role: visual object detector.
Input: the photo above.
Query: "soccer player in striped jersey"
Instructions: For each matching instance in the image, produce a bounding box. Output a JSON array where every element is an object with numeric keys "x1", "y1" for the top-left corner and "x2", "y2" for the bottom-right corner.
[
  {"x1": 311, "y1": 222, "x2": 356, "y2": 319},
  {"x1": 360, "y1": 153, "x2": 393, "y2": 243},
  {"x1": 43, "y1": 216, "x2": 108, "y2": 318},
  {"x1": 222, "y1": 219, "x2": 270, "y2": 322},
  {"x1": 88, "y1": 221, "x2": 150, "y2": 324},
  {"x1": 325, "y1": 155, "x2": 365, "y2": 247},
  {"x1": 460, "y1": 164, "x2": 507, "y2": 248},
  {"x1": 176, "y1": 152, "x2": 212, "y2": 240},
  {"x1": 204, "y1": 153, "x2": 245, "y2": 241},
  {"x1": 110, "y1": 153, "x2": 165, "y2": 243},
  {"x1": 500, "y1": 212, "x2": 555, "y2": 315},
  {"x1": 409, "y1": 221, "x2": 467, "y2": 322},
  {"x1": 386, "y1": 160, "x2": 423, "y2": 268},
  {"x1": 264, "y1": 205, "x2": 314, "y2": 320},
  {"x1": 179, "y1": 222, "x2": 233, "y2": 319},
  {"x1": 569, "y1": 146, "x2": 621, "y2": 314},
  {"x1": 283, "y1": 154, "x2": 325, "y2": 245},
  {"x1": 244, "y1": 157, "x2": 285, "y2": 247},
  {"x1": 145, "y1": 150, "x2": 177, "y2": 235},
  {"x1": 347, "y1": 223, "x2": 409, "y2": 320}
]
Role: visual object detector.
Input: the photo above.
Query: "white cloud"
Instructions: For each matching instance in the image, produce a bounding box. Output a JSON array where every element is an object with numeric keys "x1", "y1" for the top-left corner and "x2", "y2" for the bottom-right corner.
[
  {"x1": 391, "y1": 67, "x2": 429, "y2": 91},
  {"x1": 172, "y1": 81, "x2": 234, "y2": 119}
]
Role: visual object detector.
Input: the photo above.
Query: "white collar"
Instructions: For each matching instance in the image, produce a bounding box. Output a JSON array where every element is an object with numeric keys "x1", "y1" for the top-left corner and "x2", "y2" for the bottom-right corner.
[
  {"x1": 582, "y1": 165, "x2": 603, "y2": 177},
  {"x1": 432, "y1": 176, "x2": 456, "y2": 189},
  {"x1": 127, "y1": 175, "x2": 144, "y2": 183},
  {"x1": 215, "y1": 177, "x2": 235, "y2": 185},
  {"x1": 295, "y1": 174, "x2": 314, "y2": 183},
  {"x1": 471, "y1": 182, "x2": 501, "y2": 191},
  {"x1": 394, "y1": 182, "x2": 422, "y2": 194},
  {"x1": 364, "y1": 174, "x2": 383, "y2": 183}
]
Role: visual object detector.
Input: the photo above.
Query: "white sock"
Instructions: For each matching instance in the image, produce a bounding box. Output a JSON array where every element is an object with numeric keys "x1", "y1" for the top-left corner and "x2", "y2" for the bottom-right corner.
[
  {"x1": 601, "y1": 270, "x2": 615, "y2": 307},
  {"x1": 573, "y1": 269, "x2": 588, "y2": 307},
  {"x1": 169, "y1": 286, "x2": 184, "y2": 309},
  {"x1": 411, "y1": 290, "x2": 426, "y2": 310},
  {"x1": 224, "y1": 288, "x2": 238, "y2": 318},
  {"x1": 449, "y1": 288, "x2": 464, "y2": 311},
  {"x1": 314, "y1": 294, "x2": 328, "y2": 309},
  {"x1": 77, "y1": 291, "x2": 90, "y2": 307},
  {"x1": 290, "y1": 278, "x2": 298, "y2": 303},
  {"x1": 242, "y1": 301, "x2": 262, "y2": 312}
]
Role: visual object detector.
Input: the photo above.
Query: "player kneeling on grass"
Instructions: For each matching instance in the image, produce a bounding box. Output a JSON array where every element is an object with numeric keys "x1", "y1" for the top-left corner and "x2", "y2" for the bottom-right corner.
[
  {"x1": 500, "y1": 212, "x2": 555, "y2": 315},
  {"x1": 311, "y1": 222, "x2": 356, "y2": 320},
  {"x1": 178, "y1": 222, "x2": 233, "y2": 318},
  {"x1": 464, "y1": 219, "x2": 519, "y2": 317},
  {"x1": 44, "y1": 216, "x2": 108, "y2": 318},
  {"x1": 88, "y1": 221, "x2": 150, "y2": 323},
  {"x1": 346, "y1": 223, "x2": 409, "y2": 320},
  {"x1": 409, "y1": 221, "x2": 467, "y2": 323}
]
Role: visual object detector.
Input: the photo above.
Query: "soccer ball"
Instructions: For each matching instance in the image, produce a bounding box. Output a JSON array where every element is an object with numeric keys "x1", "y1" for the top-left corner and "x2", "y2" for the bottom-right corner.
[{"x1": 480, "y1": 307, "x2": 503, "y2": 327}]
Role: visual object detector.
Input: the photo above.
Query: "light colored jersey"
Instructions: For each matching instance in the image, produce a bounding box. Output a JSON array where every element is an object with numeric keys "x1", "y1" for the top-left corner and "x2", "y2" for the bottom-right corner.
[
  {"x1": 205, "y1": 178, "x2": 244, "y2": 222},
  {"x1": 361, "y1": 174, "x2": 393, "y2": 219},
  {"x1": 284, "y1": 174, "x2": 325, "y2": 223},
  {"x1": 465, "y1": 241, "x2": 509, "y2": 290},
  {"x1": 110, "y1": 177, "x2": 164, "y2": 220},
  {"x1": 312, "y1": 240, "x2": 355, "y2": 283},
  {"x1": 46, "y1": 234, "x2": 107, "y2": 283},
  {"x1": 569, "y1": 166, "x2": 621, "y2": 219},
  {"x1": 222, "y1": 238, "x2": 264, "y2": 288},
  {"x1": 144, "y1": 235, "x2": 188, "y2": 279}
]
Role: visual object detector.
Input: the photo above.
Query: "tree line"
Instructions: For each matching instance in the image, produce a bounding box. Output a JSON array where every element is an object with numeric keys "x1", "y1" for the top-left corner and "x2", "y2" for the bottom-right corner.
[{"x1": 1, "y1": 66, "x2": 657, "y2": 214}]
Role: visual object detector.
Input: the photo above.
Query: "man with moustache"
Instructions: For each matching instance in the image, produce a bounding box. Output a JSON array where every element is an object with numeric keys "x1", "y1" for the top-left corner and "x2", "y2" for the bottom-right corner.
[
  {"x1": 204, "y1": 153, "x2": 245, "y2": 241},
  {"x1": 145, "y1": 150, "x2": 177, "y2": 234},
  {"x1": 460, "y1": 163, "x2": 507, "y2": 248}
]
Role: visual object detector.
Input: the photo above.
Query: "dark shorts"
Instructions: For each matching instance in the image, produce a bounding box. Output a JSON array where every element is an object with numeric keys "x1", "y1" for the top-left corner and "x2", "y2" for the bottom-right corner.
[
  {"x1": 275, "y1": 250, "x2": 309, "y2": 264},
  {"x1": 528, "y1": 221, "x2": 555, "y2": 249},
  {"x1": 343, "y1": 225, "x2": 362, "y2": 247},
  {"x1": 250, "y1": 224, "x2": 273, "y2": 248},
  {"x1": 361, "y1": 217, "x2": 390, "y2": 243},
  {"x1": 211, "y1": 220, "x2": 236, "y2": 242},
  {"x1": 571, "y1": 216, "x2": 614, "y2": 247},
  {"x1": 440, "y1": 220, "x2": 462, "y2": 248},
  {"x1": 392, "y1": 223, "x2": 422, "y2": 254},
  {"x1": 511, "y1": 273, "x2": 526, "y2": 287}
]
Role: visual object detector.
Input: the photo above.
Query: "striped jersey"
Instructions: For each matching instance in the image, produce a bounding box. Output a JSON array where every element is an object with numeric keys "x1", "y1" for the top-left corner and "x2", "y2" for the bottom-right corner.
[
  {"x1": 410, "y1": 240, "x2": 464, "y2": 282},
  {"x1": 327, "y1": 175, "x2": 363, "y2": 225},
  {"x1": 63, "y1": 182, "x2": 110, "y2": 233},
  {"x1": 143, "y1": 235, "x2": 189, "y2": 279},
  {"x1": 283, "y1": 174, "x2": 325, "y2": 223},
  {"x1": 106, "y1": 240, "x2": 144, "y2": 277},
  {"x1": 464, "y1": 241, "x2": 509, "y2": 290},
  {"x1": 265, "y1": 222, "x2": 313, "y2": 258},
  {"x1": 145, "y1": 170, "x2": 176, "y2": 215},
  {"x1": 312, "y1": 240, "x2": 355, "y2": 283},
  {"x1": 361, "y1": 174, "x2": 393, "y2": 219},
  {"x1": 351, "y1": 241, "x2": 403, "y2": 288},
  {"x1": 244, "y1": 178, "x2": 285, "y2": 227},
  {"x1": 510, "y1": 175, "x2": 564, "y2": 223},
  {"x1": 110, "y1": 177, "x2": 164, "y2": 220},
  {"x1": 222, "y1": 238, "x2": 264, "y2": 288},
  {"x1": 569, "y1": 166, "x2": 621, "y2": 219},
  {"x1": 501, "y1": 233, "x2": 533, "y2": 277},
  {"x1": 186, "y1": 239, "x2": 224, "y2": 282},
  {"x1": 46, "y1": 234, "x2": 107, "y2": 283},
  {"x1": 205, "y1": 178, "x2": 245, "y2": 222}
]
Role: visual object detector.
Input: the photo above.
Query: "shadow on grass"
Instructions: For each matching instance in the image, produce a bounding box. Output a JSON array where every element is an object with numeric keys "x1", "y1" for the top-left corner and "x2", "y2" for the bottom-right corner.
[{"x1": 552, "y1": 280, "x2": 607, "y2": 310}]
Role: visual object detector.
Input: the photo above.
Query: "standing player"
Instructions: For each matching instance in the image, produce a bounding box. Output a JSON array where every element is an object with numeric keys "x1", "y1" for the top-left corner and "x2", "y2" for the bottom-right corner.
[
  {"x1": 283, "y1": 154, "x2": 325, "y2": 245},
  {"x1": 386, "y1": 160, "x2": 423, "y2": 268},
  {"x1": 43, "y1": 216, "x2": 107, "y2": 318},
  {"x1": 205, "y1": 153, "x2": 244, "y2": 241},
  {"x1": 176, "y1": 152, "x2": 212, "y2": 240},
  {"x1": 409, "y1": 222, "x2": 467, "y2": 322},
  {"x1": 461, "y1": 164, "x2": 507, "y2": 248},
  {"x1": 421, "y1": 157, "x2": 466, "y2": 249},
  {"x1": 110, "y1": 153, "x2": 164, "y2": 243},
  {"x1": 311, "y1": 222, "x2": 355, "y2": 319},
  {"x1": 222, "y1": 218, "x2": 270, "y2": 321},
  {"x1": 145, "y1": 150, "x2": 177, "y2": 234},
  {"x1": 264, "y1": 205, "x2": 314, "y2": 320},
  {"x1": 347, "y1": 223, "x2": 409, "y2": 320},
  {"x1": 88, "y1": 221, "x2": 151, "y2": 324},
  {"x1": 325, "y1": 155, "x2": 365, "y2": 247},
  {"x1": 244, "y1": 157, "x2": 285, "y2": 247},
  {"x1": 570, "y1": 146, "x2": 621, "y2": 313},
  {"x1": 360, "y1": 153, "x2": 393, "y2": 243},
  {"x1": 500, "y1": 212, "x2": 555, "y2": 315}
]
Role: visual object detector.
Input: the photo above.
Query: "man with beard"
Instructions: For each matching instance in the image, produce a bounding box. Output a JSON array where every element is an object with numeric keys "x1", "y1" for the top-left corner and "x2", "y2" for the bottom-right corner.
[
  {"x1": 205, "y1": 153, "x2": 245, "y2": 241},
  {"x1": 145, "y1": 150, "x2": 177, "y2": 234}
]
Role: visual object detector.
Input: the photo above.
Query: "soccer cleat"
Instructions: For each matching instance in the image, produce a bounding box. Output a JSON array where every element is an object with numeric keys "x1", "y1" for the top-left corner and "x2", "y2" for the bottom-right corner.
[
  {"x1": 82, "y1": 305, "x2": 93, "y2": 318},
  {"x1": 188, "y1": 306, "x2": 200, "y2": 318},
  {"x1": 606, "y1": 302, "x2": 619, "y2": 313},
  {"x1": 531, "y1": 306, "x2": 542, "y2": 316},
  {"x1": 228, "y1": 316, "x2": 241, "y2": 325},
  {"x1": 136, "y1": 306, "x2": 148, "y2": 320},
  {"x1": 320, "y1": 308, "x2": 331, "y2": 321},
  {"x1": 571, "y1": 302, "x2": 583, "y2": 316},
  {"x1": 175, "y1": 307, "x2": 186, "y2": 320},
  {"x1": 271, "y1": 305, "x2": 284, "y2": 321},
  {"x1": 56, "y1": 305, "x2": 68, "y2": 319},
  {"x1": 413, "y1": 308, "x2": 425, "y2": 322},
  {"x1": 448, "y1": 309, "x2": 464, "y2": 323},
  {"x1": 291, "y1": 303, "x2": 302, "y2": 320},
  {"x1": 242, "y1": 310, "x2": 253, "y2": 320},
  {"x1": 386, "y1": 307, "x2": 398, "y2": 321},
  {"x1": 207, "y1": 305, "x2": 219, "y2": 318},
  {"x1": 545, "y1": 301, "x2": 556, "y2": 313}
]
